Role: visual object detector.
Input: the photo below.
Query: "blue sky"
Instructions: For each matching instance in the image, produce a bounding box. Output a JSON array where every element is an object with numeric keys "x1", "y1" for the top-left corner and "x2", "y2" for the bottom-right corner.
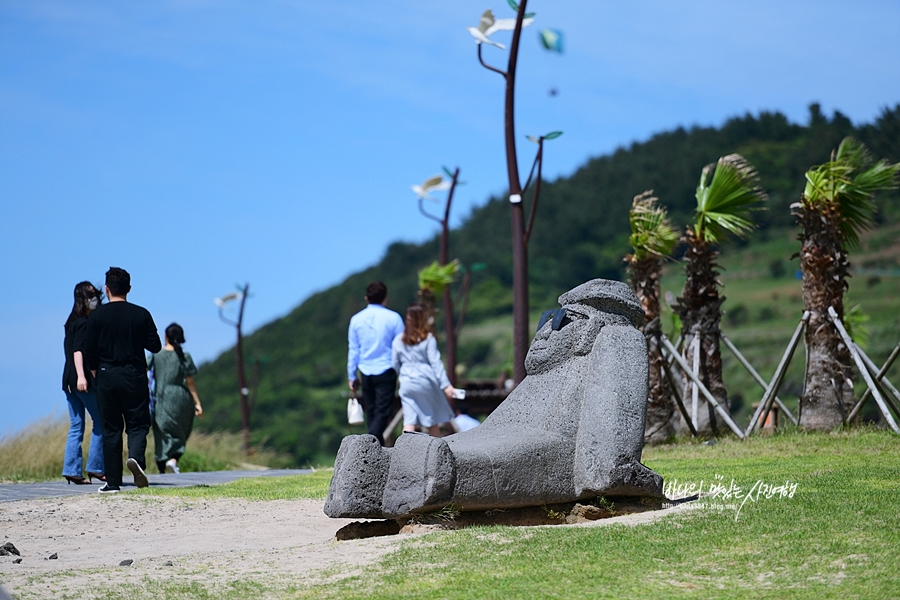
[{"x1": 2, "y1": 0, "x2": 899, "y2": 434}]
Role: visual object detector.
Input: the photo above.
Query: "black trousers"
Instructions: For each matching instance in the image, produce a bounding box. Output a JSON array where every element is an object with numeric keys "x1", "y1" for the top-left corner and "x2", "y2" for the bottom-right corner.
[
  {"x1": 94, "y1": 365, "x2": 151, "y2": 488},
  {"x1": 360, "y1": 368, "x2": 397, "y2": 445}
]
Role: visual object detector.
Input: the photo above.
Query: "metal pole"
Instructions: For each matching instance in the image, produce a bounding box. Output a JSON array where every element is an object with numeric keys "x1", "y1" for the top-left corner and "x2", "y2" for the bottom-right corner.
[
  {"x1": 721, "y1": 334, "x2": 798, "y2": 425},
  {"x1": 828, "y1": 306, "x2": 900, "y2": 434},
  {"x1": 235, "y1": 283, "x2": 251, "y2": 451},
  {"x1": 505, "y1": 0, "x2": 528, "y2": 385},
  {"x1": 660, "y1": 333, "x2": 745, "y2": 439},
  {"x1": 441, "y1": 167, "x2": 460, "y2": 386},
  {"x1": 847, "y1": 341, "x2": 900, "y2": 421},
  {"x1": 747, "y1": 312, "x2": 808, "y2": 436}
]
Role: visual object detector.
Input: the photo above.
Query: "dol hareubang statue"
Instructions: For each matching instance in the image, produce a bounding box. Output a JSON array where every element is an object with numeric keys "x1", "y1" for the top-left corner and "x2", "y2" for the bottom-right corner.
[{"x1": 325, "y1": 279, "x2": 664, "y2": 519}]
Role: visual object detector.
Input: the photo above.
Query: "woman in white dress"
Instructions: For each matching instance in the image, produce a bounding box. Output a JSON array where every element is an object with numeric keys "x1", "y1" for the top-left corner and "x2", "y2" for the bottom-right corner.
[{"x1": 392, "y1": 304, "x2": 458, "y2": 436}]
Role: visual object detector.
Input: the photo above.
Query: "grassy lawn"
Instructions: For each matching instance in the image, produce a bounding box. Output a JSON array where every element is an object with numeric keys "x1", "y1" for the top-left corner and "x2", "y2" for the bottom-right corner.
[
  {"x1": 118, "y1": 428, "x2": 900, "y2": 599},
  {"x1": 284, "y1": 428, "x2": 899, "y2": 599},
  {"x1": 132, "y1": 468, "x2": 332, "y2": 501}
]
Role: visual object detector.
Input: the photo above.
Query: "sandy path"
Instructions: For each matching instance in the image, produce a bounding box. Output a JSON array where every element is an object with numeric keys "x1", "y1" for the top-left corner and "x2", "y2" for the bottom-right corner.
[
  {"x1": 0, "y1": 494, "x2": 397, "y2": 599},
  {"x1": 0, "y1": 493, "x2": 686, "y2": 599}
]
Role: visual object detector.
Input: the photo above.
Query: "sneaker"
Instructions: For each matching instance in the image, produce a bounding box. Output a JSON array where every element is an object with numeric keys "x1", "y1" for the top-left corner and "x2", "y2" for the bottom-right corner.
[
  {"x1": 126, "y1": 458, "x2": 149, "y2": 488},
  {"x1": 165, "y1": 458, "x2": 180, "y2": 474},
  {"x1": 98, "y1": 484, "x2": 120, "y2": 494}
]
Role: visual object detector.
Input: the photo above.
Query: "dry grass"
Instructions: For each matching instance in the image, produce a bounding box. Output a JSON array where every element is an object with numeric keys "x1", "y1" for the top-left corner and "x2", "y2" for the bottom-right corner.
[
  {"x1": 0, "y1": 416, "x2": 69, "y2": 482},
  {"x1": 0, "y1": 416, "x2": 288, "y2": 482}
]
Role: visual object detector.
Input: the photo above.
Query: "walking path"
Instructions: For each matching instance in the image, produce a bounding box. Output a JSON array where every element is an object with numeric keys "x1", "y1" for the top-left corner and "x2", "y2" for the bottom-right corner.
[{"x1": 0, "y1": 469, "x2": 311, "y2": 503}]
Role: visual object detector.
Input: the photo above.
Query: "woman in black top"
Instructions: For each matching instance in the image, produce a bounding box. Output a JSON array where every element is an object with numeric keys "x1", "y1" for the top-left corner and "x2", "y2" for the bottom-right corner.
[{"x1": 62, "y1": 282, "x2": 105, "y2": 484}]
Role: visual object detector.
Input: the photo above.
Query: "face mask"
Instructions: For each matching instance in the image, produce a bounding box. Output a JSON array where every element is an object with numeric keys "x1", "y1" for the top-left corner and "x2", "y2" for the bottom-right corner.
[{"x1": 87, "y1": 298, "x2": 99, "y2": 310}]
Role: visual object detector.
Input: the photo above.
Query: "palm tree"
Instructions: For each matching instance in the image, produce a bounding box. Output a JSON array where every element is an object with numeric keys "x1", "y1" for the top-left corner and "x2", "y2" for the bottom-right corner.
[
  {"x1": 794, "y1": 137, "x2": 900, "y2": 430},
  {"x1": 675, "y1": 155, "x2": 767, "y2": 436},
  {"x1": 416, "y1": 260, "x2": 460, "y2": 327},
  {"x1": 625, "y1": 191, "x2": 679, "y2": 444}
]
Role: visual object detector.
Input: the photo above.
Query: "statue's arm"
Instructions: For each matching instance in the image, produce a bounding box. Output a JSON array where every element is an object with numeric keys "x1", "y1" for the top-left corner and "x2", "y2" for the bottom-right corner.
[{"x1": 573, "y1": 325, "x2": 649, "y2": 495}]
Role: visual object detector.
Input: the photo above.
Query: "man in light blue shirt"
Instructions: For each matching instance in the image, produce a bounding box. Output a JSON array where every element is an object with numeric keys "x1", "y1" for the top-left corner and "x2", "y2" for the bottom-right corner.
[{"x1": 348, "y1": 281, "x2": 405, "y2": 444}]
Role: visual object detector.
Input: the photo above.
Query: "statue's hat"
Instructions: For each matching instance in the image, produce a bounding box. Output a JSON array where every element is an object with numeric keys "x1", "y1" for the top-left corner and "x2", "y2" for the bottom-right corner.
[{"x1": 558, "y1": 279, "x2": 644, "y2": 327}]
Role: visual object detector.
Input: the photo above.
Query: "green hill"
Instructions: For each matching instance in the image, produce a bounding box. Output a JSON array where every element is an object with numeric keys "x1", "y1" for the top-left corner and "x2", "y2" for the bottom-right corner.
[{"x1": 195, "y1": 103, "x2": 900, "y2": 465}]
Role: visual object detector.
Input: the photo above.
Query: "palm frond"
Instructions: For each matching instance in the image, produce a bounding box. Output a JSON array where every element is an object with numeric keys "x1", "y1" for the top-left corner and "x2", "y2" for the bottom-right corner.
[
  {"x1": 843, "y1": 304, "x2": 870, "y2": 350},
  {"x1": 694, "y1": 154, "x2": 767, "y2": 243},
  {"x1": 628, "y1": 191, "x2": 678, "y2": 261},
  {"x1": 802, "y1": 137, "x2": 900, "y2": 247},
  {"x1": 835, "y1": 136, "x2": 873, "y2": 169},
  {"x1": 418, "y1": 260, "x2": 459, "y2": 294}
]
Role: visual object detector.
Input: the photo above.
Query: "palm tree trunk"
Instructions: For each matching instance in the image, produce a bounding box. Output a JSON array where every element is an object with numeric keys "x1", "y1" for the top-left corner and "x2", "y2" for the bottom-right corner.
[
  {"x1": 416, "y1": 288, "x2": 438, "y2": 333},
  {"x1": 796, "y1": 201, "x2": 853, "y2": 429},
  {"x1": 676, "y1": 233, "x2": 729, "y2": 436},
  {"x1": 629, "y1": 256, "x2": 674, "y2": 444}
]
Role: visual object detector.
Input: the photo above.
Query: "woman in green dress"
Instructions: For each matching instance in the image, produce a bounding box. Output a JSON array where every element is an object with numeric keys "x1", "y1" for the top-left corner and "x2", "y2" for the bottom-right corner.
[{"x1": 149, "y1": 323, "x2": 203, "y2": 474}]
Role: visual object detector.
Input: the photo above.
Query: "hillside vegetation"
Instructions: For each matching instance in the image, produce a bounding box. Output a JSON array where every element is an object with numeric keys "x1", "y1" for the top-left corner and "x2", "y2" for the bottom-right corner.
[{"x1": 195, "y1": 104, "x2": 900, "y2": 465}]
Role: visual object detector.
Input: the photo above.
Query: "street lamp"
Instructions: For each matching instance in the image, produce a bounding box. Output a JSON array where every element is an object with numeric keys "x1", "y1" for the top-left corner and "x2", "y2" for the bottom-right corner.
[
  {"x1": 412, "y1": 167, "x2": 462, "y2": 384},
  {"x1": 215, "y1": 283, "x2": 251, "y2": 451},
  {"x1": 467, "y1": 0, "x2": 562, "y2": 384}
]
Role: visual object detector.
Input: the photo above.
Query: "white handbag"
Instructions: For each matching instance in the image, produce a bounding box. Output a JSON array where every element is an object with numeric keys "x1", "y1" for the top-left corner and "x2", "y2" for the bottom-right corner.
[{"x1": 347, "y1": 398, "x2": 365, "y2": 425}]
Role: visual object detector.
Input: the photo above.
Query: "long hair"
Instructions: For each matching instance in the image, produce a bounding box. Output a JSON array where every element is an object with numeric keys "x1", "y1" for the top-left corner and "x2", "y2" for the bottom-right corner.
[
  {"x1": 402, "y1": 304, "x2": 430, "y2": 346},
  {"x1": 65, "y1": 281, "x2": 99, "y2": 330},
  {"x1": 165, "y1": 323, "x2": 186, "y2": 360}
]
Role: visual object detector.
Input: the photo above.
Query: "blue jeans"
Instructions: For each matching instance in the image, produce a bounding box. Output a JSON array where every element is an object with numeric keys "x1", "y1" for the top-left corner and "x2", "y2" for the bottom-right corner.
[{"x1": 63, "y1": 389, "x2": 105, "y2": 477}]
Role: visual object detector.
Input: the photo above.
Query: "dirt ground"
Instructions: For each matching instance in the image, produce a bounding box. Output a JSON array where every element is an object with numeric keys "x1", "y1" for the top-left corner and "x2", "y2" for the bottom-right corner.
[{"x1": 0, "y1": 493, "x2": 684, "y2": 599}]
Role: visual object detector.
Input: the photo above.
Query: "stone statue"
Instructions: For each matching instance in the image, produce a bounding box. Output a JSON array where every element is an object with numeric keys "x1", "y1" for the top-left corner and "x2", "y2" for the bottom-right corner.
[{"x1": 325, "y1": 279, "x2": 664, "y2": 519}]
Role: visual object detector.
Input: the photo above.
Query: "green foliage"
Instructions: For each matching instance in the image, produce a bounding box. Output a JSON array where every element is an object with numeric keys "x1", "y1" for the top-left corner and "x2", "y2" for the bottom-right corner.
[
  {"x1": 768, "y1": 258, "x2": 786, "y2": 278},
  {"x1": 665, "y1": 308, "x2": 682, "y2": 340},
  {"x1": 541, "y1": 504, "x2": 566, "y2": 520},
  {"x1": 176, "y1": 451, "x2": 229, "y2": 473},
  {"x1": 589, "y1": 496, "x2": 616, "y2": 514},
  {"x1": 195, "y1": 105, "x2": 900, "y2": 466},
  {"x1": 693, "y1": 154, "x2": 767, "y2": 242},
  {"x1": 802, "y1": 136, "x2": 900, "y2": 247},
  {"x1": 843, "y1": 304, "x2": 870, "y2": 350},
  {"x1": 628, "y1": 191, "x2": 678, "y2": 260},
  {"x1": 725, "y1": 303, "x2": 749, "y2": 327},
  {"x1": 417, "y1": 260, "x2": 460, "y2": 294}
]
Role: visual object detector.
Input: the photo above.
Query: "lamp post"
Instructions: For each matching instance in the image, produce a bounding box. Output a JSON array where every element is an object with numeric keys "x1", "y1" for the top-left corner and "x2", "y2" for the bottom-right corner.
[
  {"x1": 413, "y1": 167, "x2": 461, "y2": 384},
  {"x1": 468, "y1": 1, "x2": 561, "y2": 384},
  {"x1": 215, "y1": 283, "x2": 251, "y2": 451}
]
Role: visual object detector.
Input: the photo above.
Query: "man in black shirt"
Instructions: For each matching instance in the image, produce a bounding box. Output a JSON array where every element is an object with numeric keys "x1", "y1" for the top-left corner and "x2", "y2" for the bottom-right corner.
[{"x1": 85, "y1": 267, "x2": 162, "y2": 493}]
